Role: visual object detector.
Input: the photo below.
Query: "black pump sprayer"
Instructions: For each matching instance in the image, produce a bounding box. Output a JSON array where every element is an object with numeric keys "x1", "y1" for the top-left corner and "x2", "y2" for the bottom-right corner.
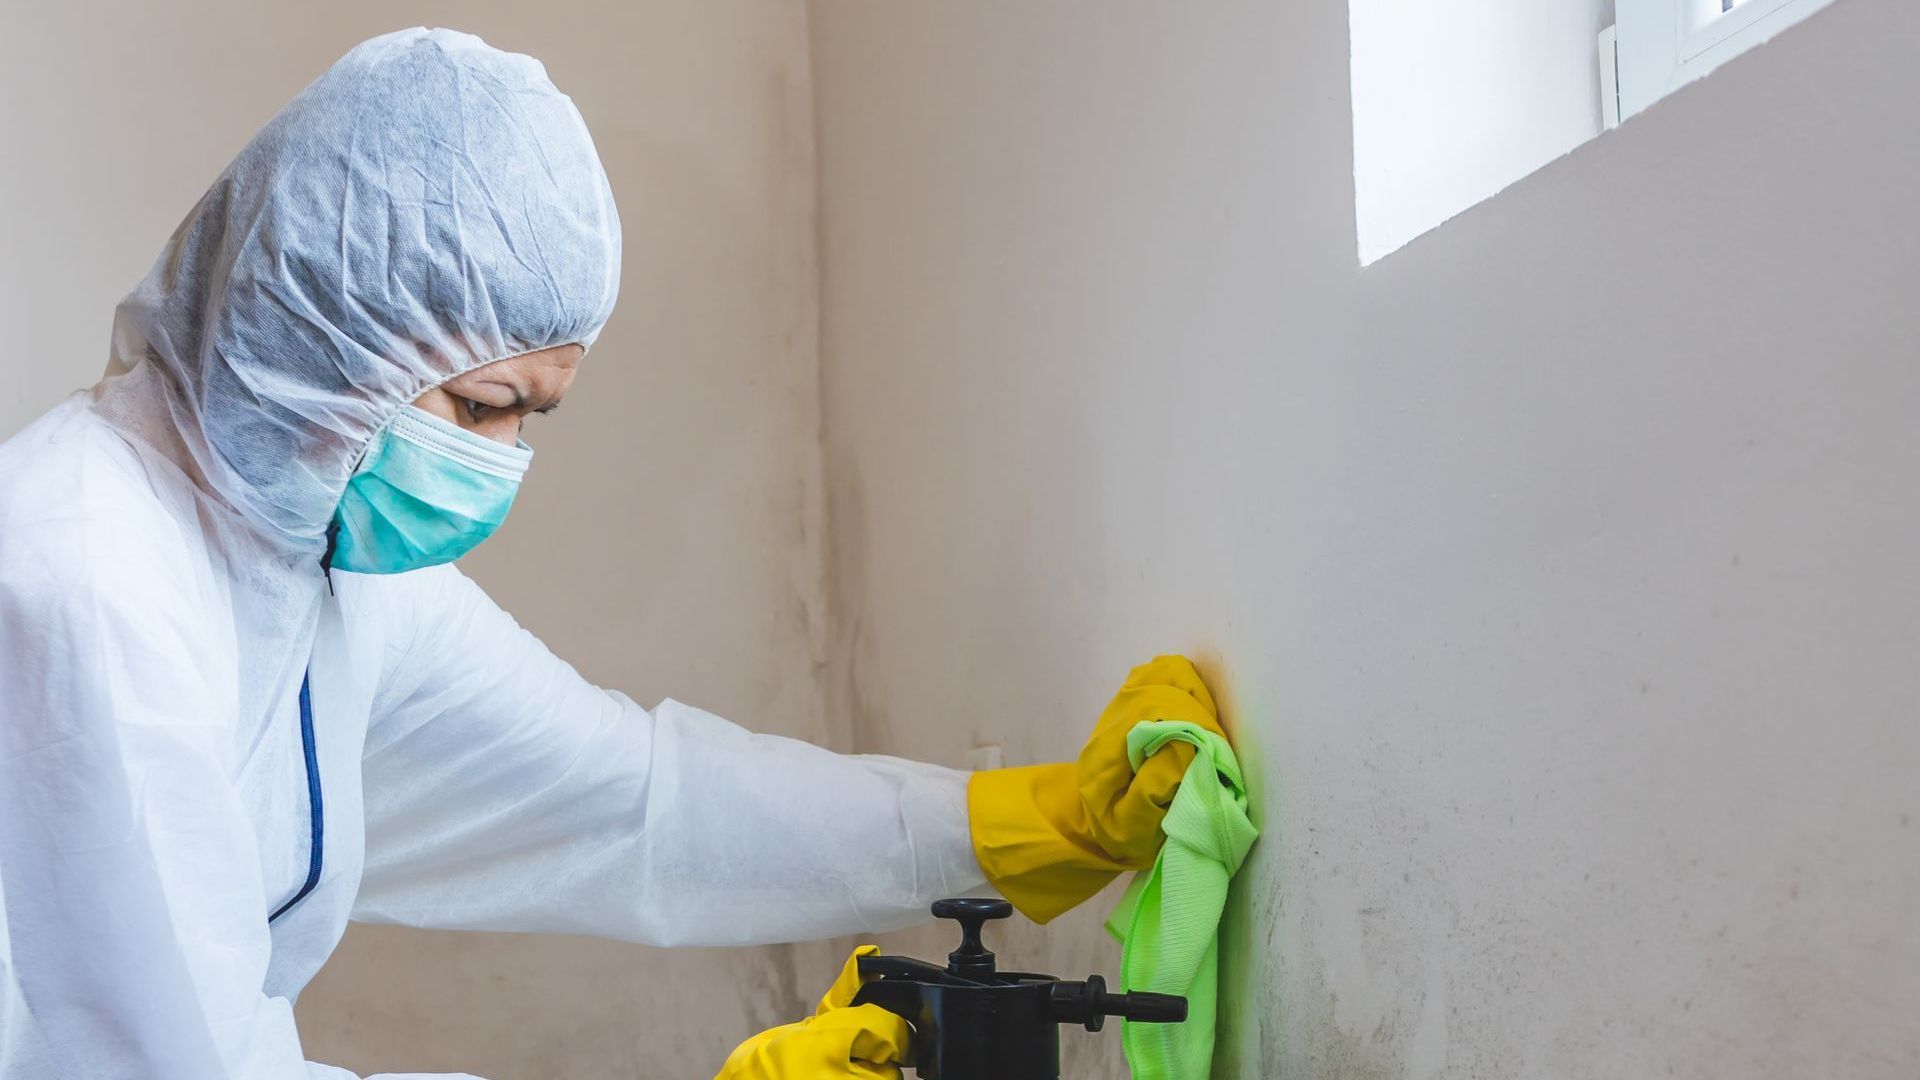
[{"x1": 851, "y1": 898, "x2": 1187, "y2": 1079}]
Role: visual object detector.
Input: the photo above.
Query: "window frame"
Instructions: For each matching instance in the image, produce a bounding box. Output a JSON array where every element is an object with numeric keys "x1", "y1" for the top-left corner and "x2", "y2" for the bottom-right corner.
[{"x1": 1616, "y1": 0, "x2": 1838, "y2": 118}]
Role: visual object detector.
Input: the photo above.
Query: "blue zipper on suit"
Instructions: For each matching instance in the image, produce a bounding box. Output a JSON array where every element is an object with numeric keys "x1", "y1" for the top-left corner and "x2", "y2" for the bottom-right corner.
[{"x1": 268, "y1": 670, "x2": 323, "y2": 923}]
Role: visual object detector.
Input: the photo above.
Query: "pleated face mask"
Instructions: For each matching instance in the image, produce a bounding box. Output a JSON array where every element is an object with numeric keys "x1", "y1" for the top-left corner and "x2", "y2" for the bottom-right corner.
[{"x1": 328, "y1": 405, "x2": 533, "y2": 574}]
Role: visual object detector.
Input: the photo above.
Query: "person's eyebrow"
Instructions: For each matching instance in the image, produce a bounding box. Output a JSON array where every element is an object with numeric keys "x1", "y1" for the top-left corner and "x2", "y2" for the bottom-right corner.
[
  {"x1": 473, "y1": 378, "x2": 529, "y2": 408},
  {"x1": 535, "y1": 396, "x2": 563, "y2": 415}
]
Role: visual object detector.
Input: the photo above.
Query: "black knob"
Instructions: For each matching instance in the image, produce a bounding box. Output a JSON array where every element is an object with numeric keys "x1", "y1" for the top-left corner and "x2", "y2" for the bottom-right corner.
[{"x1": 931, "y1": 897, "x2": 1012, "y2": 978}]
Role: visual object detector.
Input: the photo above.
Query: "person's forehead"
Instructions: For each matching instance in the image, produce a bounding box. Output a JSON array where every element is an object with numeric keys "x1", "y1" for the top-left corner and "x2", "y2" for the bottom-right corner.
[
  {"x1": 512, "y1": 344, "x2": 582, "y2": 370},
  {"x1": 459, "y1": 345, "x2": 581, "y2": 382}
]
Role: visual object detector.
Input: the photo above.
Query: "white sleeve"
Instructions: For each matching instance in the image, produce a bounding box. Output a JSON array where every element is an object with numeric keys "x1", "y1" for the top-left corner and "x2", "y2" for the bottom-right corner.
[
  {"x1": 309, "y1": 1060, "x2": 483, "y2": 1068},
  {"x1": 0, "y1": 525, "x2": 485, "y2": 1080},
  {"x1": 352, "y1": 566, "x2": 985, "y2": 945}
]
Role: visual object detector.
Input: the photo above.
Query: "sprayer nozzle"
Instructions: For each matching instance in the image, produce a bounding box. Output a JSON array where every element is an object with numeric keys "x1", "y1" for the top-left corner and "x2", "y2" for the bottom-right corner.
[{"x1": 1047, "y1": 975, "x2": 1189, "y2": 1032}]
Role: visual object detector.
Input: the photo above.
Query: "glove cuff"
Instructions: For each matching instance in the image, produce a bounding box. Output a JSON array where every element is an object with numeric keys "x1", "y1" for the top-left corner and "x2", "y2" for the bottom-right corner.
[{"x1": 968, "y1": 764, "x2": 1128, "y2": 924}]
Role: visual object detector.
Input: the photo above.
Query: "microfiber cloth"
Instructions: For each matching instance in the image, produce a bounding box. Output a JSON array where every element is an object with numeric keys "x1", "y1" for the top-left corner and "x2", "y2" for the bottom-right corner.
[{"x1": 1105, "y1": 720, "x2": 1258, "y2": 1080}]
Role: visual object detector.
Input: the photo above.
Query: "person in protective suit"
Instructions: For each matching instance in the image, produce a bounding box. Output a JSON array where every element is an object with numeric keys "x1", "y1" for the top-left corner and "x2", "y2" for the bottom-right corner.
[{"x1": 0, "y1": 28, "x2": 1226, "y2": 1080}]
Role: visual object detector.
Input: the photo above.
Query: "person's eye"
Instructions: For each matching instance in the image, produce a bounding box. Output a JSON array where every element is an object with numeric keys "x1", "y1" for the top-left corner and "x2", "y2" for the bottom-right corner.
[{"x1": 463, "y1": 398, "x2": 492, "y2": 422}]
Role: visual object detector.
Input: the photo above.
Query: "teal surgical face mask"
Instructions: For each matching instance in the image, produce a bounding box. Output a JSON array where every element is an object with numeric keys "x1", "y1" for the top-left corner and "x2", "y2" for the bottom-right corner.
[{"x1": 328, "y1": 405, "x2": 534, "y2": 574}]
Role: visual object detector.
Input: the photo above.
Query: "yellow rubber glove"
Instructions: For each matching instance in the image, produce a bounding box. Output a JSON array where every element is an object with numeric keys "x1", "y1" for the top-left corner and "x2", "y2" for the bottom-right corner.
[
  {"x1": 968, "y1": 655, "x2": 1226, "y2": 924},
  {"x1": 716, "y1": 945, "x2": 911, "y2": 1080}
]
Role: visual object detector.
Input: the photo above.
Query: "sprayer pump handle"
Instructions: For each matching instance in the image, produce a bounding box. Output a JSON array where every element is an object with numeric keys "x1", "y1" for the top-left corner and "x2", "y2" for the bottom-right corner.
[{"x1": 931, "y1": 898, "x2": 1012, "y2": 978}]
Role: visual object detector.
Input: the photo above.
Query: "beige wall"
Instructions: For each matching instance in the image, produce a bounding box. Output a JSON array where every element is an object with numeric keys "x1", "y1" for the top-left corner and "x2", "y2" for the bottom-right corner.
[
  {"x1": 1, "y1": 2, "x2": 833, "y2": 1077},
  {"x1": 810, "y1": 1, "x2": 1919, "y2": 1077}
]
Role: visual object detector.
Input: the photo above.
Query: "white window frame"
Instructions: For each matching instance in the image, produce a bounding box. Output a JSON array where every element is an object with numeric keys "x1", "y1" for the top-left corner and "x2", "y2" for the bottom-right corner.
[{"x1": 1616, "y1": 0, "x2": 1839, "y2": 119}]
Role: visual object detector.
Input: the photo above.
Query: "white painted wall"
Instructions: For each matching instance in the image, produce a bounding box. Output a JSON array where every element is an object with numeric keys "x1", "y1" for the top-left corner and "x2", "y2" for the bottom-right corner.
[
  {"x1": 1350, "y1": 0, "x2": 1614, "y2": 263},
  {"x1": 810, "y1": 0, "x2": 1918, "y2": 1076},
  {"x1": 0, "y1": 3, "x2": 831, "y2": 1076}
]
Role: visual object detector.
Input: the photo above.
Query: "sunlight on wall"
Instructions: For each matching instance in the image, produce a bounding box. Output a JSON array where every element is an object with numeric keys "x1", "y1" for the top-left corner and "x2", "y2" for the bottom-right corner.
[{"x1": 1349, "y1": 0, "x2": 1613, "y2": 264}]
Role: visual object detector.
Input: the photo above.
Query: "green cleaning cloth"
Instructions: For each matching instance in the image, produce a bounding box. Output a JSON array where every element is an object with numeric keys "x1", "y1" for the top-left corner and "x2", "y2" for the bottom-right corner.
[{"x1": 1105, "y1": 720, "x2": 1258, "y2": 1080}]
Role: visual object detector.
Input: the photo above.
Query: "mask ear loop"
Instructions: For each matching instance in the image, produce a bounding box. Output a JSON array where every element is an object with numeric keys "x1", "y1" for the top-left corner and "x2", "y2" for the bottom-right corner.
[{"x1": 342, "y1": 424, "x2": 387, "y2": 477}]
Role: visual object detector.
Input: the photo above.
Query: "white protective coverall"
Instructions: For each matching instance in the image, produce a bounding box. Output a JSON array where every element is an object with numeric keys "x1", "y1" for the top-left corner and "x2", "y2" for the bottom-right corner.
[{"x1": 0, "y1": 28, "x2": 983, "y2": 1080}]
